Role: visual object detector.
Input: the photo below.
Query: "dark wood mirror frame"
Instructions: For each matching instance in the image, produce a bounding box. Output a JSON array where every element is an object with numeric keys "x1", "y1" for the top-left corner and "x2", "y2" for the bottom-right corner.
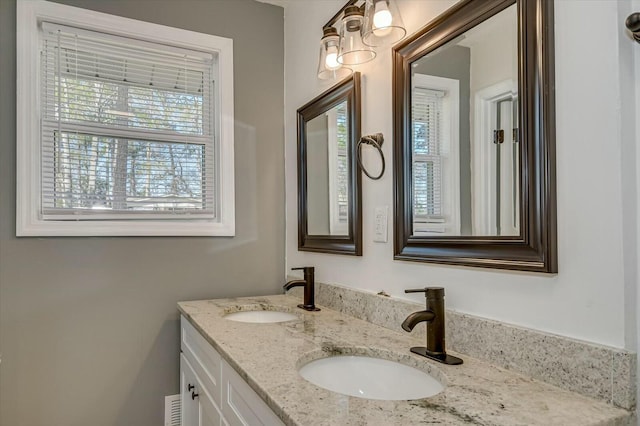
[
  {"x1": 297, "y1": 73, "x2": 362, "y2": 256},
  {"x1": 392, "y1": 0, "x2": 557, "y2": 272}
]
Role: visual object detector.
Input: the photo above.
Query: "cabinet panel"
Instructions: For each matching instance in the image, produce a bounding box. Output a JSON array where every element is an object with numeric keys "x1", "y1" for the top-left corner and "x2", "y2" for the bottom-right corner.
[
  {"x1": 221, "y1": 360, "x2": 284, "y2": 426},
  {"x1": 181, "y1": 316, "x2": 222, "y2": 407},
  {"x1": 199, "y1": 389, "x2": 222, "y2": 426}
]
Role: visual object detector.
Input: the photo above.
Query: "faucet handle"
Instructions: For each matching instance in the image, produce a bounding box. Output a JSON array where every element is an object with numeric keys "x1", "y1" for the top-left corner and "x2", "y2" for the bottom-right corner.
[
  {"x1": 291, "y1": 266, "x2": 314, "y2": 277},
  {"x1": 405, "y1": 287, "x2": 444, "y2": 299},
  {"x1": 405, "y1": 287, "x2": 428, "y2": 294}
]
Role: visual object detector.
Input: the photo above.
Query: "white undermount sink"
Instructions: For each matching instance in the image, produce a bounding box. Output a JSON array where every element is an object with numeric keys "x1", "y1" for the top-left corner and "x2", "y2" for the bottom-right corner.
[
  {"x1": 298, "y1": 355, "x2": 444, "y2": 400},
  {"x1": 223, "y1": 310, "x2": 298, "y2": 323}
]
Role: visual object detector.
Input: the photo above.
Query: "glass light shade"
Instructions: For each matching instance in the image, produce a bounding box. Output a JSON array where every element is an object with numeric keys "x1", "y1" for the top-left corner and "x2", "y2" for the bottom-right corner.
[
  {"x1": 318, "y1": 27, "x2": 353, "y2": 80},
  {"x1": 337, "y1": 6, "x2": 376, "y2": 66},
  {"x1": 362, "y1": 0, "x2": 406, "y2": 47}
]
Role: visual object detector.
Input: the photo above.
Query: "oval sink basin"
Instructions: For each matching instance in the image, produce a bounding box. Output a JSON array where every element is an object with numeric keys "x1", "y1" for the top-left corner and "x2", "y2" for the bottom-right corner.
[
  {"x1": 224, "y1": 310, "x2": 298, "y2": 323},
  {"x1": 298, "y1": 356, "x2": 443, "y2": 400}
]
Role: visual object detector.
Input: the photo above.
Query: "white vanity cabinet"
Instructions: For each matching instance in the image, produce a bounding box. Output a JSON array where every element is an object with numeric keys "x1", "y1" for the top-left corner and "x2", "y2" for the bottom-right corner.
[
  {"x1": 180, "y1": 316, "x2": 284, "y2": 426},
  {"x1": 180, "y1": 354, "x2": 223, "y2": 426}
]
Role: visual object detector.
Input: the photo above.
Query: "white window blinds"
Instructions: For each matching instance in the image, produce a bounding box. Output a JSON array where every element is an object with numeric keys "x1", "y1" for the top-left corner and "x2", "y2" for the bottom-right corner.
[
  {"x1": 40, "y1": 22, "x2": 216, "y2": 219},
  {"x1": 412, "y1": 87, "x2": 444, "y2": 222},
  {"x1": 335, "y1": 102, "x2": 349, "y2": 225}
]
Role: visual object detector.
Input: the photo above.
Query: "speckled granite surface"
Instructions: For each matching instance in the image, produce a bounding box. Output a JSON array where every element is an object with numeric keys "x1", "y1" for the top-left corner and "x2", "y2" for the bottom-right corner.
[
  {"x1": 178, "y1": 295, "x2": 633, "y2": 426},
  {"x1": 288, "y1": 281, "x2": 637, "y2": 410}
]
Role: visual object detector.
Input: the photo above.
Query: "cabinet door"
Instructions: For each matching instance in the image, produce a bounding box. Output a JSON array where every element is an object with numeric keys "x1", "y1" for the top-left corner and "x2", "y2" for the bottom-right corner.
[
  {"x1": 181, "y1": 316, "x2": 222, "y2": 407},
  {"x1": 221, "y1": 360, "x2": 284, "y2": 426},
  {"x1": 180, "y1": 354, "x2": 200, "y2": 426},
  {"x1": 181, "y1": 354, "x2": 224, "y2": 426}
]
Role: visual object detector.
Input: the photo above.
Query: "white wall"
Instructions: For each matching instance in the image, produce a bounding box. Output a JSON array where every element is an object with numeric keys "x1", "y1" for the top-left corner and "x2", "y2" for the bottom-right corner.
[
  {"x1": 634, "y1": 0, "x2": 640, "y2": 406},
  {"x1": 284, "y1": 0, "x2": 638, "y2": 349},
  {"x1": 464, "y1": 5, "x2": 517, "y2": 97}
]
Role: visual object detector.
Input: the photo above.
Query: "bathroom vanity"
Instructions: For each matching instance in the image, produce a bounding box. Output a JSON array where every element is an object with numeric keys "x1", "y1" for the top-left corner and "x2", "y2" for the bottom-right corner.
[
  {"x1": 178, "y1": 294, "x2": 632, "y2": 425},
  {"x1": 180, "y1": 315, "x2": 284, "y2": 426}
]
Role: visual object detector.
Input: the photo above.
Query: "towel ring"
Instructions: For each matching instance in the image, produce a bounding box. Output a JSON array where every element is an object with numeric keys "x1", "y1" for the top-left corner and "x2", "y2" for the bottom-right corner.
[
  {"x1": 357, "y1": 133, "x2": 385, "y2": 180},
  {"x1": 627, "y1": 13, "x2": 640, "y2": 43}
]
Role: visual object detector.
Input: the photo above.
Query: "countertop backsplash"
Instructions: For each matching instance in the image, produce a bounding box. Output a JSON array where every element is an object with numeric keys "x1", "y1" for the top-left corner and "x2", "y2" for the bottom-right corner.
[{"x1": 286, "y1": 279, "x2": 636, "y2": 411}]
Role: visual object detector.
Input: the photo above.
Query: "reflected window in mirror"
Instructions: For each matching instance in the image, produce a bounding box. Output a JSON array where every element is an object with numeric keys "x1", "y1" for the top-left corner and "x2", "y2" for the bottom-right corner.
[
  {"x1": 307, "y1": 101, "x2": 349, "y2": 236},
  {"x1": 297, "y1": 73, "x2": 362, "y2": 255},
  {"x1": 412, "y1": 75, "x2": 460, "y2": 236},
  {"x1": 393, "y1": 0, "x2": 557, "y2": 272}
]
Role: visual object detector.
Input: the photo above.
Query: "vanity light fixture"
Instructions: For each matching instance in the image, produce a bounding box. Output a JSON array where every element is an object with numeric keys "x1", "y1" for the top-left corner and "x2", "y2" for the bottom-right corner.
[
  {"x1": 316, "y1": 0, "x2": 405, "y2": 79},
  {"x1": 337, "y1": 5, "x2": 376, "y2": 66},
  {"x1": 362, "y1": 0, "x2": 406, "y2": 47},
  {"x1": 318, "y1": 27, "x2": 353, "y2": 80}
]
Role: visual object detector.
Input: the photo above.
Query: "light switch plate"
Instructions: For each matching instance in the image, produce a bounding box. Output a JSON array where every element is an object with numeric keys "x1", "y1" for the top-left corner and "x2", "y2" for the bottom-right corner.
[{"x1": 374, "y1": 206, "x2": 388, "y2": 243}]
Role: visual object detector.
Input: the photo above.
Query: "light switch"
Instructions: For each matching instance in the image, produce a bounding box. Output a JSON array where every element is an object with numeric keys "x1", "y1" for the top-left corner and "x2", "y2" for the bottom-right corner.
[{"x1": 374, "y1": 206, "x2": 388, "y2": 243}]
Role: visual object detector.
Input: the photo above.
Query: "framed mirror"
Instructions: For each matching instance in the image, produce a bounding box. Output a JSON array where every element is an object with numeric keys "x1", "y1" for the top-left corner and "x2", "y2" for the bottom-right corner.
[
  {"x1": 297, "y1": 73, "x2": 362, "y2": 255},
  {"x1": 393, "y1": 0, "x2": 557, "y2": 272}
]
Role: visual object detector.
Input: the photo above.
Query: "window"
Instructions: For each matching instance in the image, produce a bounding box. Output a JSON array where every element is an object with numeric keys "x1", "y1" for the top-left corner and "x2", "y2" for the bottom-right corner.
[
  {"x1": 411, "y1": 74, "x2": 460, "y2": 235},
  {"x1": 17, "y1": 1, "x2": 234, "y2": 236}
]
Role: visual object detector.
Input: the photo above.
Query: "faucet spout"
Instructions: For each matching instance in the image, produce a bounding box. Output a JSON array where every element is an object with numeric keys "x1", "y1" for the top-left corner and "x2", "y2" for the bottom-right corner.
[
  {"x1": 401, "y1": 310, "x2": 435, "y2": 332},
  {"x1": 283, "y1": 280, "x2": 306, "y2": 291},
  {"x1": 283, "y1": 267, "x2": 320, "y2": 311}
]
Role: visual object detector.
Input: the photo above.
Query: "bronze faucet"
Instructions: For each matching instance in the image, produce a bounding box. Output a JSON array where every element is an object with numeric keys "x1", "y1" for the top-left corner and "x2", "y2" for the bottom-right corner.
[
  {"x1": 283, "y1": 267, "x2": 320, "y2": 311},
  {"x1": 402, "y1": 287, "x2": 462, "y2": 365}
]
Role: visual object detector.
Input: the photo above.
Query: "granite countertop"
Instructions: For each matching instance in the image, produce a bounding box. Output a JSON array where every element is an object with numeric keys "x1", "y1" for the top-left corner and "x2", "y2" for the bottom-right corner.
[{"x1": 178, "y1": 295, "x2": 632, "y2": 426}]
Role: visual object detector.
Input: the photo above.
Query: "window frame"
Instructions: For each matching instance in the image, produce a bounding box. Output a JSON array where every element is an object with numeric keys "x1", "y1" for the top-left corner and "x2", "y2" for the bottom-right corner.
[
  {"x1": 411, "y1": 73, "x2": 460, "y2": 235},
  {"x1": 17, "y1": 0, "x2": 235, "y2": 236}
]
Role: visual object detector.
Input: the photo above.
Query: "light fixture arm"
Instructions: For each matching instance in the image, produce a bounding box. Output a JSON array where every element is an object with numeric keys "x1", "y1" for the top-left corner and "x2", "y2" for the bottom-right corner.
[{"x1": 323, "y1": 0, "x2": 363, "y2": 30}]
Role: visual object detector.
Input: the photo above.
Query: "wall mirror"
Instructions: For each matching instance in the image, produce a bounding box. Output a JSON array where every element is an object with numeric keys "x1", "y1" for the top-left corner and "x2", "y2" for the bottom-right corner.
[
  {"x1": 393, "y1": 0, "x2": 557, "y2": 272},
  {"x1": 297, "y1": 73, "x2": 362, "y2": 255}
]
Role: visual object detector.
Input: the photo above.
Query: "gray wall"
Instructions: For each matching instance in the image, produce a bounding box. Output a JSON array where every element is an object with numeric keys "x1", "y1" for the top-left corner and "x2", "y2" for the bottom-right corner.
[
  {"x1": 0, "y1": 1, "x2": 284, "y2": 425},
  {"x1": 413, "y1": 46, "x2": 472, "y2": 234}
]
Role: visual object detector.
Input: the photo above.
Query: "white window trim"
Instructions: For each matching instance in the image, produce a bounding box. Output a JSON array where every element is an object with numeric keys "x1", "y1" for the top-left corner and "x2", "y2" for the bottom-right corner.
[
  {"x1": 16, "y1": 0, "x2": 235, "y2": 236},
  {"x1": 411, "y1": 73, "x2": 461, "y2": 236}
]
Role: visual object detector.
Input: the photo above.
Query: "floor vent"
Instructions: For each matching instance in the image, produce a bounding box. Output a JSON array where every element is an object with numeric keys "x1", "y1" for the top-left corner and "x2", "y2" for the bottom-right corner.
[{"x1": 164, "y1": 394, "x2": 181, "y2": 426}]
